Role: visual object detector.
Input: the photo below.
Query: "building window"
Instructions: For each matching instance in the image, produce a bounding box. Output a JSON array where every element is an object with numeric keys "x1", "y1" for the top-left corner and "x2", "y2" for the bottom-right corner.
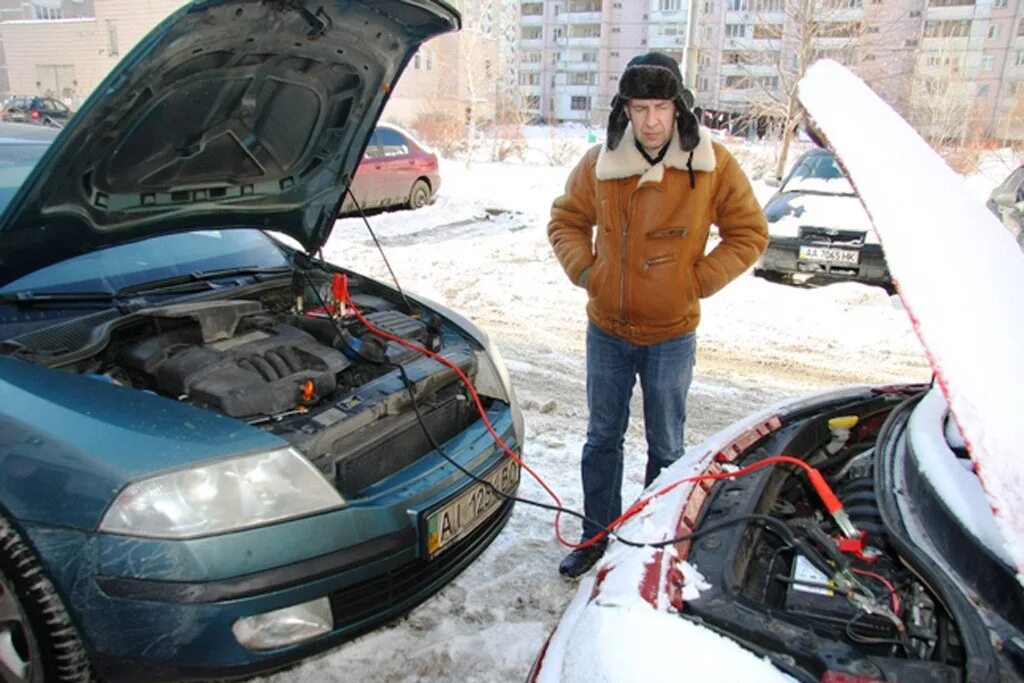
[
  {"x1": 983, "y1": 55, "x2": 995, "y2": 70},
  {"x1": 1016, "y1": 50, "x2": 1024, "y2": 66},
  {"x1": 526, "y1": 95, "x2": 541, "y2": 110},
  {"x1": 704, "y1": 1, "x2": 713, "y2": 12},
  {"x1": 569, "y1": 72, "x2": 597, "y2": 85},
  {"x1": 571, "y1": 96, "x2": 591, "y2": 110},
  {"x1": 1018, "y1": 18, "x2": 1024, "y2": 35},
  {"x1": 994, "y1": 0, "x2": 1008, "y2": 7},
  {"x1": 613, "y1": 2, "x2": 623, "y2": 7},
  {"x1": 867, "y1": 25, "x2": 880, "y2": 32},
  {"x1": 553, "y1": 27, "x2": 564, "y2": 39},
  {"x1": 659, "y1": 23, "x2": 680, "y2": 36},
  {"x1": 612, "y1": 26, "x2": 621, "y2": 32},
  {"x1": 978, "y1": 84, "x2": 990, "y2": 96},
  {"x1": 725, "y1": 75, "x2": 748, "y2": 88},
  {"x1": 33, "y1": 6, "x2": 64, "y2": 20},
  {"x1": 519, "y1": 72, "x2": 540, "y2": 85},
  {"x1": 522, "y1": 27, "x2": 542, "y2": 40},
  {"x1": 698, "y1": 77, "x2": 710, "y2": 90},
  {"x1": 727, "y1": 0, "x2": 750, "y2": 10},
  {"x1": 660, "y1": 0, "x2": 682, "y2": 9},
  {"x1": 581, "y1": 50, "x2": 598, "y2": 61},
  {"x1": 106, "y1": 18, "x2": 119, "y2": 57},
  {"x1": 989, "y1": 24, "x2": 1001, "y2": 38},
  {"x1": 756, "y1": 0, "x2": 783, "y2": 10},
  {"x1": 908, "y1": 10, "x2": 921, "y2": 17},
  {"x1": 725, "y1": 23, "x2": 748, "y2": 37},
  {"x1": 522, "y1": 3, "x2": 543, "y2": 15},
  {"x1": 753, "y1": 23, "x2": 782, "y2": 38},
  {"x1": 928, "y1": 0, "x2": 974, "y2": 5},
  {"x1": 522, "y1": 51, "x2": 542, "y2": 63},
  {"x1": 570, "y1": 24, "x2": 601, "y2": 38},
  {"x1": 414, "y1": 53, "x2": 421, "y2": 69},
  {"x1": 922, "y1": 20, "x2": 971, "y2": 37}
]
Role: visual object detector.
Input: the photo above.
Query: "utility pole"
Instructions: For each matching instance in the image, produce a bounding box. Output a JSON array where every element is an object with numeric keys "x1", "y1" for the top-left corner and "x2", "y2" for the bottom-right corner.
[{"x1": 683, "y1": 0, "x2": 701, "y2": 88}]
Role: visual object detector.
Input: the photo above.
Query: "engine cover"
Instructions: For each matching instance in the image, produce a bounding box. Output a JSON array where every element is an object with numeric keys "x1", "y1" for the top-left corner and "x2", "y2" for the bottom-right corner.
[{"x1": 118, "y1": 301, "x2": 350, "y2": 417}]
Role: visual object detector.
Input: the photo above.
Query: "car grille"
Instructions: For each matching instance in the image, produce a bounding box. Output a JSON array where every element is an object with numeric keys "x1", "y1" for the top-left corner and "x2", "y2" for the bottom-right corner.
[
  {"x1": 799, "y1": 226, "x2": 866, "y2": 247},
  {"x1": 328, "y1": 498, "x2": 514, "y2": 627}
]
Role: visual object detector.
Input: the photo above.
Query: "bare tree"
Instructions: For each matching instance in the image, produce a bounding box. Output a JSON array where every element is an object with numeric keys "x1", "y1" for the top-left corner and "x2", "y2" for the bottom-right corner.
[{"x1": 724, "y1": 0, "x2": 910, "y2": 179}]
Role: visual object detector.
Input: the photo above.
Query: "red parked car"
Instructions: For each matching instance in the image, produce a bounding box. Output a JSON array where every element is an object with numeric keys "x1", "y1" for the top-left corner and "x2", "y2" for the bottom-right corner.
[{"x1": 340, "y1": 124, "x2": 440, "y2": 213}]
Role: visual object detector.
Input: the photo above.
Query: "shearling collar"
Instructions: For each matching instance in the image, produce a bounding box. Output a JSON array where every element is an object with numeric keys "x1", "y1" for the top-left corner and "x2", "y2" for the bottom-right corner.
[{"x1": 596, "y1": 123, "x2": 716, "y2": 184}]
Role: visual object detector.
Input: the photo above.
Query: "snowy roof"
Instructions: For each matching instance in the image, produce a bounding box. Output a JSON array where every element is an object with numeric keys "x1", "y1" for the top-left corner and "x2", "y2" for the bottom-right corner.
[{"x1": 799, "y1": 60, "x2": 1024, "y2": 586}]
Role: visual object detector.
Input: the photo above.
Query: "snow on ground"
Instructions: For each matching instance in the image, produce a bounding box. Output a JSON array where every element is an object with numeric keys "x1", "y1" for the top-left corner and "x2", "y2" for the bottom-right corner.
[{"x1": 256, "y1": 135, "x2": 970, "y2": 682}]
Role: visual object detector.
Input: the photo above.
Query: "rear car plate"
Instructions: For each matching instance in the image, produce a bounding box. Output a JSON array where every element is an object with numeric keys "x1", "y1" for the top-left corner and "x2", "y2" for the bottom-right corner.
[
  {"x1": 425, "y1": 458, "x2": 520, "y2": 558},
  {"x1": 799, "y1": 245, "x2": 860, "y2": 265}
]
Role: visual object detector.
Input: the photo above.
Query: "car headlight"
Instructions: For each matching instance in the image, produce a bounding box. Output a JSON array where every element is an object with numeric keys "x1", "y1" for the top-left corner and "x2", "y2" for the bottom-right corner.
[
  {"x1": 99, "y1": 448, "x2": 345, "y2": 539},
  {"x1": 474, "y1": 345, "x2": 524, "y2": 449}
]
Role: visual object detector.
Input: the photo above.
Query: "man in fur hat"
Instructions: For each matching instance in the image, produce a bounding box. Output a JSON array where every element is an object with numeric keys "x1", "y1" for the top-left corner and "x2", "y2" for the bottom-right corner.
[{"x1": 548, "y1": 52, "x2": 768, "y2": 578}]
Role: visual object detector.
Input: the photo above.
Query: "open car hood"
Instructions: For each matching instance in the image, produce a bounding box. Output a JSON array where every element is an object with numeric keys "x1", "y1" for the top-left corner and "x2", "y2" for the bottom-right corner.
[
  {"x1": 0, "y1": 0, "x2": 459, "y2": 288},
  {"x1": 798, "y1": 61, "x2": 1024, "y2": 585}
]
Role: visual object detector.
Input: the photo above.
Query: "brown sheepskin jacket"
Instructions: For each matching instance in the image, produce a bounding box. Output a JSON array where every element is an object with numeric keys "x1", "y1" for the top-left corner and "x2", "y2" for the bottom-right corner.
[{"x1": 548, "y1": 124, "x2": 769, "y2": 345}]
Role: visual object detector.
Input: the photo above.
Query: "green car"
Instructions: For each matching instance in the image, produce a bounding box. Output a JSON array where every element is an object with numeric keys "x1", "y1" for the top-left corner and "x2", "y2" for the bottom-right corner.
[{"x1": 0, "y1": 1, "x2": 522, "y2": 681}]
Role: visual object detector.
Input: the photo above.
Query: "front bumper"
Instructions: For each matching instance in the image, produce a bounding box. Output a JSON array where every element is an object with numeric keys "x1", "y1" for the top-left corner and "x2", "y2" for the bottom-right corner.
[
  {"x1": 757, "y1": 236, "x2": 890, "y2": 285},
  {"x1": 26, "y1": 405, "x2": 520, "y2": 682}
]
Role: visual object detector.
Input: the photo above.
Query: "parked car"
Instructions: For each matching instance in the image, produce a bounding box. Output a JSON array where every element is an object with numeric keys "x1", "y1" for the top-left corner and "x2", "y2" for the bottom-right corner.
[
  {"x1": 530, "y1": 62, "x2": 1024, "y2": 683},
  {"x1": 755, "y1": 147, "x2": 892, "y2": 291},
  {"x1": 985, "y1": 165, "x2": 1024, "y2": 249},
  {"x1": 339, "y1": 124, "x2": 440, "y2": 214},
  {"x1": 1, "y1": 96, "x2": 73, "y2": 127},
  {"x1": 0, "y1": 3, "x2": 524, "y2": 682}
]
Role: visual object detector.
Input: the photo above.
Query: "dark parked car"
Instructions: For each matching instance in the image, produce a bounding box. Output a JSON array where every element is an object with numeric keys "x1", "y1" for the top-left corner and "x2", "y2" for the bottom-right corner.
[
  {"x1": 986, "y1": 165, "x2": 1024, "y2": 249},
  {"x1": 1, "y1": 96, "x2": 73, "y2": 127},
  {"x1": 0, "y1": 3, "x2": 523, "y2": 682},
  {"x1": 531, "y1": 62, "x2": 1024, "y2": 683},
  {"x1": 755, "y1": 148, "x2": 892, "y2": 291},
  {"x1": 340, "y1": 124, "x2": 440, "y2": 213}
]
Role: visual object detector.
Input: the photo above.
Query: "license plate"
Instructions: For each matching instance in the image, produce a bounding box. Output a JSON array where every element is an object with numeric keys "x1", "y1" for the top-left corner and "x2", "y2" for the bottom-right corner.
[
  {"x1": 425, "y1": 459, "x2": 520, "y2": 558},
  {"x1": 799, "y1": 245, "x2": 860, "y2": 265}
]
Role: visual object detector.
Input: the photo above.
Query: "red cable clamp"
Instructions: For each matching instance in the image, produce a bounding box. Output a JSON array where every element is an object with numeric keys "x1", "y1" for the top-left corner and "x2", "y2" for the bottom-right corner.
[
  {"x1": 836, "y1": 531, "x2": 878, "y2": 563},
  {"x1": 332, "y1": 272, "x2": 351, "y2": 316}
]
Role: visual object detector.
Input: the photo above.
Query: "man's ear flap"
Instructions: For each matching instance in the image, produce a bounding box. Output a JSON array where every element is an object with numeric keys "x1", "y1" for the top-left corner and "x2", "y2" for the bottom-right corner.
[{"x1": 606, "y1": 95, "x2": 629, "y2": 150}]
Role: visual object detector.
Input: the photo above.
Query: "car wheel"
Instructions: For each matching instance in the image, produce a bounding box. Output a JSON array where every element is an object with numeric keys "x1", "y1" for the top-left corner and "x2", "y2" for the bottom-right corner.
[
  {"x1": 408, "y1": 179, "x2": 431, "y2": 210},
  {"x1": 755, "y1": 269, "x2": 793, "y2": 285},
  {"x1": 0, "y1": 516, "x2": 91, "y2": 683}
]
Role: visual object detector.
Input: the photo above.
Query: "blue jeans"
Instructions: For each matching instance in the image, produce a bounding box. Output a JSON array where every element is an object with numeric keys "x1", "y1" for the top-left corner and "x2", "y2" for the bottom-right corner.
[{"x1": 580, "y1": 323, "x2": 696, "y2": 541}]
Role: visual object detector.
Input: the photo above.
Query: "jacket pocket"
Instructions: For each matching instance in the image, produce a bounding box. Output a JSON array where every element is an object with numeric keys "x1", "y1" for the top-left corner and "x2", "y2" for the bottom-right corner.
[
  {"x1": 642, "y1": 255, "x2": 676, "y2": 271},
  {"x1": 646, "y1": 226, "x2": 689, "y2": 239}
]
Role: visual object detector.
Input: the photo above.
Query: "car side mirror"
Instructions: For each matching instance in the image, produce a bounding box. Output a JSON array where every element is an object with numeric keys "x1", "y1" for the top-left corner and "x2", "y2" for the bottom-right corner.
[
  {"x1": 765, "y1": 177, "x2": 781, "y2": 188},
  {"x1": 993, "y1": 191, "x2": 1016, "y2": 207}
]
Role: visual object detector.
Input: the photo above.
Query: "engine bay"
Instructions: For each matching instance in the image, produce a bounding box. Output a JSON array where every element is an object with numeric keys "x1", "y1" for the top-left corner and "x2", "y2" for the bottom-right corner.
[
  {"x1": 681, "y1": 390, "x2": 1004, "y2": 682},
  {"x1": 0, "y1": 270, "x2": 486, "y2": 496}
]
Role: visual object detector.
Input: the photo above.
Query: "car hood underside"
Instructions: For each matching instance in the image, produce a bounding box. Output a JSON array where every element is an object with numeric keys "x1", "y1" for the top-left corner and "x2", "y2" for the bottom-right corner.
[{"x1": 0, "y1": 0, "x2": 459, "y2": 289}]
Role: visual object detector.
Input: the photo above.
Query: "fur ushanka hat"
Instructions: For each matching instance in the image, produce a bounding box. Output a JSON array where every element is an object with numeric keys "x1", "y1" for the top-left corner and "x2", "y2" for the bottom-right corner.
[{"x1": 607, "y1": 52, "x2": 701, "y2": 152}]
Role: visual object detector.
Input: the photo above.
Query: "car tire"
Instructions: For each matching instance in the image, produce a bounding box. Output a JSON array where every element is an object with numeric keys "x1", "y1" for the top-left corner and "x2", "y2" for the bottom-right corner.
[
  {"x1": 408, "y1": 179, "x2": 431, "y2": 210},
  {"x1": 755, "y1": 269, "x2": 793, "y2": 285},
  {"x1": 0, "y1": 515, "x2": 91, "y2": 683}
]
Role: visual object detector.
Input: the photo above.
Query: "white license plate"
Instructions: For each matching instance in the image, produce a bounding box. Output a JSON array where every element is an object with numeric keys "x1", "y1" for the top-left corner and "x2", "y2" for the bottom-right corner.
[
  {"x1": 425, "y1": 458, "x2": 520, "y2": 558},
  {"x1": 799, "y1": 245, "x2": 860, "y2": 265}
]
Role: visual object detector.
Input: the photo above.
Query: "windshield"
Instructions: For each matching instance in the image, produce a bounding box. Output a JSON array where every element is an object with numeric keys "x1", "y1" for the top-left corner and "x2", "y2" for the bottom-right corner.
[
  {"x1": 0, "y1": 141, "x2": 51, "y2": 213},
  {"x1": 782, "y1": 152, "x2": 855, "y2": 195},
  {"x1": 0, "y1": 229, "x2": 290, "y2": 296}
]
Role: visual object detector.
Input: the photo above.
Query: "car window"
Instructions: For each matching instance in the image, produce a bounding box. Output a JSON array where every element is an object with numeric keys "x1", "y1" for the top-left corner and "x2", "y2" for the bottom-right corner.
[
  {"x1": 45, "y1": 99, "x2": 69, "y2": 114},
  {"x1": 363, "y1": 132, "x2": 384, "y2": 160},
  {"x1": 0, "y1": 229, "x2": 290, "y2": 295},
  {"x1": 377, "y1": 128, "x2": 410, "y2": 157}
]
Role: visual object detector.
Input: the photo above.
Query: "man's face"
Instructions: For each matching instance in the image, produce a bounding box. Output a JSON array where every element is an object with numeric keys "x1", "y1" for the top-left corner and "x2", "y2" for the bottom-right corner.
[{"x1": 627, "y1": 98, "x2": 676, "y2": 152}]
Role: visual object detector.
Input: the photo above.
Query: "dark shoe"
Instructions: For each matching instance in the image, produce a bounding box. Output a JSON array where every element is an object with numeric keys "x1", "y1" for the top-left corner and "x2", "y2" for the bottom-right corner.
[{"x1": 558, "y1": 540, "x2": 608, "y2": 578}]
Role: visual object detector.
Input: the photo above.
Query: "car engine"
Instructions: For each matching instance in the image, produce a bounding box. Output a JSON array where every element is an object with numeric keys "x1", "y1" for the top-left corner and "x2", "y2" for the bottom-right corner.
[{"x1": 0, "y1": 273, "x2": 484, "y2": 497}]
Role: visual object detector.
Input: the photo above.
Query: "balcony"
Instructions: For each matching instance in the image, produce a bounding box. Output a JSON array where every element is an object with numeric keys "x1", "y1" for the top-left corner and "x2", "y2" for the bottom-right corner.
[
  {"x1": 519, "y1": 37, "x2": 544, "y2": 49},
  {"x1": 565, "y1": 11, "x2": 603, "y2": 22},
  {"x1": 647, "y1": 33, "x2": 687, "y2": 49},
  {"x1": 520, "y1": 14, "x2": 544, "y2": 25},
  {"x1": 925, "y1": 4, "x2": 978, "y2": 20},
  {"x1": 565, "y1": 35, "x2": 602, "y2": 47}
]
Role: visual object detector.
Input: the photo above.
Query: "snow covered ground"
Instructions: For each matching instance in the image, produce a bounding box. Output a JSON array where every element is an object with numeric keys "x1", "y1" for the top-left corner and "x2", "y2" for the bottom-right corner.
[{"x1": 256, "y1": 137, "x2": 984, "y2": 682}]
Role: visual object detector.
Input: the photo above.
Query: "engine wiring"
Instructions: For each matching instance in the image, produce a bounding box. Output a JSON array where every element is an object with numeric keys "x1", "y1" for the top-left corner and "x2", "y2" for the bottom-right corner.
[{"x1": 321, "y1": 189, "x2": 864, "y2": 559}]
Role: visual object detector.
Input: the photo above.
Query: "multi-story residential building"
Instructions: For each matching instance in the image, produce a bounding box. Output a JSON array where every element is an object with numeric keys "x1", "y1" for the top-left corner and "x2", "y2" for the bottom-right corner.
[
  {"x1": 517, "y1": 0, "x2": 696, "y2": 125},
  {"x1": 517, "y1": 0, "x2": 1024, "y2": 140}
]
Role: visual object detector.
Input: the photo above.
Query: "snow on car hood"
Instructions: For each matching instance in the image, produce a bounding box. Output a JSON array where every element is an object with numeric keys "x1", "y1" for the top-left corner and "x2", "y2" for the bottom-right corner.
[
  {"x1": 766, "y1": 191, "x2": 878, "y2": 243},
  {"x1": 799, "y1": 60, "x2": 1024, "y2": 585},
  {"x1": 0, "y1": 0, "x2": 459, "y2": 288}
]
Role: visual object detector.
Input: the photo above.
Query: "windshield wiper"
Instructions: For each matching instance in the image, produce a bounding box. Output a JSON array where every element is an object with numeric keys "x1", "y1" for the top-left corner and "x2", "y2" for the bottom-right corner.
[
  {"x1": 0, "y1": 290, "x2": 117, "y2": 305},
  {"x1": 115, "y1": 266, "x2": 293, "y2": 296}
]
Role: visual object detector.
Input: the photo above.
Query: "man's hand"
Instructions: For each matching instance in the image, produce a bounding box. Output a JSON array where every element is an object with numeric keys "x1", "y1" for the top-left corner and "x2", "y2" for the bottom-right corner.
[{"x1": 576, "y1": 266, "x2": 591, "y2": 289}]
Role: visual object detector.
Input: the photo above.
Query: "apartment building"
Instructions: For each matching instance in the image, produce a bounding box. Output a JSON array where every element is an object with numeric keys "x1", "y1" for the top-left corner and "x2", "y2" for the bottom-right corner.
[
  {"x1": 517, "y1": 0, "x2": 1024, "y2": 140},
  {"x1": 518, "y1": 0, "x2": 695, "y2": 125}
]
